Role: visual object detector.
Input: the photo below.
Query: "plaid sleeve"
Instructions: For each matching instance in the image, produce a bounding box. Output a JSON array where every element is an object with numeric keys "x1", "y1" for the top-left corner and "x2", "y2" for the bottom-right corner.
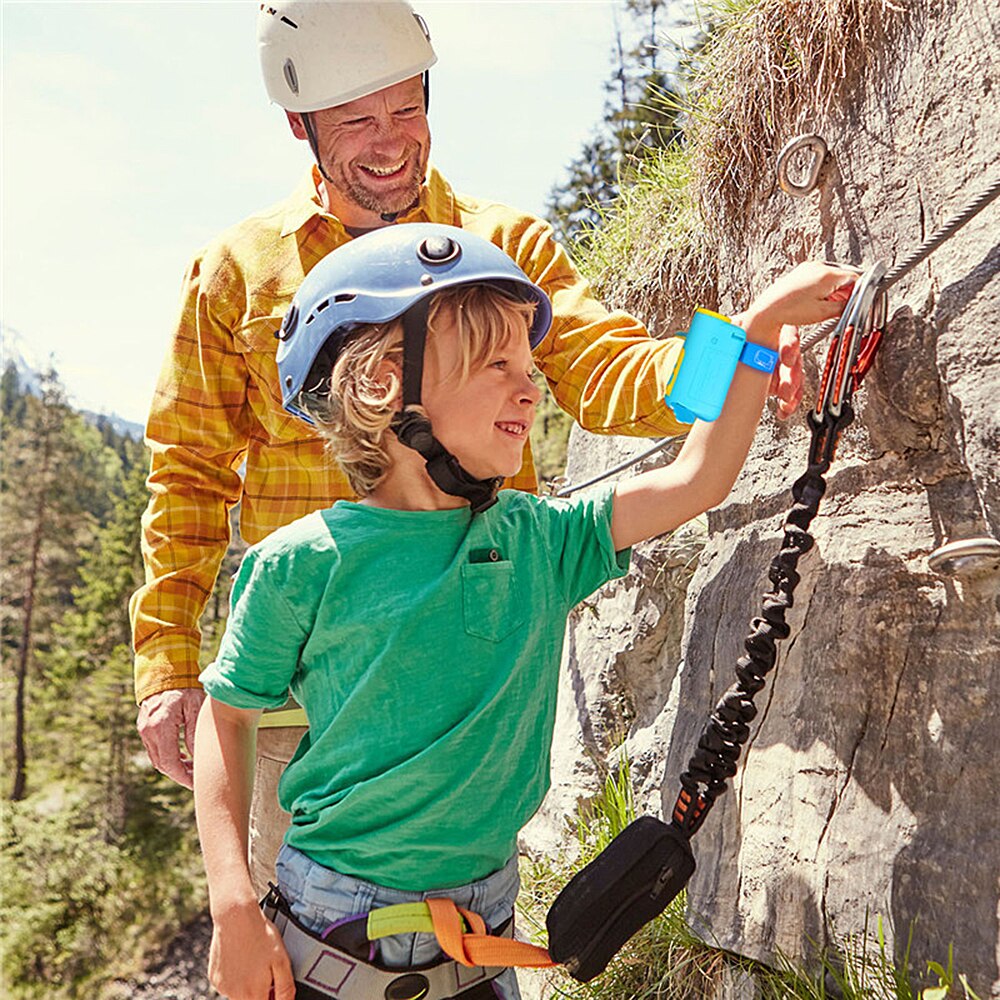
[
  {"x1": 129, "y1": 252, "x2": 251, "y2": 704},
  {"x1": 500, "y1": 214, "x2": 691, "y2": 437}
]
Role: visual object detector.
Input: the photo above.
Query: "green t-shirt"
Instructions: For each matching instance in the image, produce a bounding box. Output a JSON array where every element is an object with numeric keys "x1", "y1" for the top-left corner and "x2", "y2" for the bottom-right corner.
[{"x1": 200, "y1": 487, "x2": 629, "y2": 891}]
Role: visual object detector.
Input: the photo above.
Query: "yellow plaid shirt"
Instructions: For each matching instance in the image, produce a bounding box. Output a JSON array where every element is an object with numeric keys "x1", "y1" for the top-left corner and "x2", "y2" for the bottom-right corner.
[{"x1": 130, "y1": 165, "x2": 686, "y2": 703}]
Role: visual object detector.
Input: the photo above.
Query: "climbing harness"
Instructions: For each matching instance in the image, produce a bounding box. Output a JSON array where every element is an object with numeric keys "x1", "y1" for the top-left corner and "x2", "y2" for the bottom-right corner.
[
  {"x1": 266, "y1": 183, "x2": 1000, "y2": 993},
  {"x1": 776, "y1": 133, "x2": 829, "y2": 197},
  {"x1": 672, "y1": 258, "x2": 889, "y2": 838},
  {"x1": 262, "y1": 883, "x2": 553, "y2": 1000},
  {"x1": 543, "y1": 177, "x2": 1000, "y2": 983},
  {"x1": 544, "y1": 268, "x2": 890, "y2": 981}
]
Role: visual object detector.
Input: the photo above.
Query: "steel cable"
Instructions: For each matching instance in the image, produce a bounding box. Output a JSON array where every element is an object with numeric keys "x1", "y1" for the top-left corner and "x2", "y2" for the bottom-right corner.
[{"x1": 802, "y1": 177, "x2": 1000, "y2": 350}]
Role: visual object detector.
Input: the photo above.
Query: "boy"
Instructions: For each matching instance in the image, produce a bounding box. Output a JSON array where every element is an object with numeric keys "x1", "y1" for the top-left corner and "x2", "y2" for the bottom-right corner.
[{"x1": 194, "y1": 225, "x2": 854, "y2": 1000}]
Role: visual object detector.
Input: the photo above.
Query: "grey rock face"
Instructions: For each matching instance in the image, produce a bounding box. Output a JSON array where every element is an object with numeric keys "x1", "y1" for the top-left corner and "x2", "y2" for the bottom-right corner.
[{"x1": 524, "y1": 1, "x2": 1000, "y2": 994}]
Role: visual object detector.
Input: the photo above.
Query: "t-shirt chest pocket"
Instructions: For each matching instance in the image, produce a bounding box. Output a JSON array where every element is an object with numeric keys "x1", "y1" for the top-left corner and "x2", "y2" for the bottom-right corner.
[{"x1": 461, "y1": 558, "x2": 526, "y2": 642}]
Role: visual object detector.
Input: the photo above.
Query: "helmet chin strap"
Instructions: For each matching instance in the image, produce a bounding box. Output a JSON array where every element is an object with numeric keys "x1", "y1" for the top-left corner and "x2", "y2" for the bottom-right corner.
[
  {"x1": 389, "y1": 298, "x2": 502, "y2": 514},
  {"x1": 301, "y1": 112, "x2": 334, "y2": 185}
]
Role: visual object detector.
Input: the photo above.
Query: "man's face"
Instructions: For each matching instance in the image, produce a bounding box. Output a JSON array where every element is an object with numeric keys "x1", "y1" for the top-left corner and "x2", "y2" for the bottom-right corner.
[{"x1": 297, "y1": 77, "x2": 430, "y2": 227}]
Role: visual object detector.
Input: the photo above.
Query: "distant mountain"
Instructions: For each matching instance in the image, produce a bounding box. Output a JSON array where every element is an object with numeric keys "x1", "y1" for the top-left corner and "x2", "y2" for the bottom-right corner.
[
  {"x1": 1, "y1": 323, "x2": 45, "y2": 396},
  {"x1": 1, "y1": 324, "x2": 145, "y2": 440},
  {"x1": 78, "y1": 407, "x2": 146, "y2": 441}
]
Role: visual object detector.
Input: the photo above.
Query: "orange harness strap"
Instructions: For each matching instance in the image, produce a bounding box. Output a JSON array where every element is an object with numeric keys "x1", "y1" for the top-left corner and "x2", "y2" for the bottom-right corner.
[{"x1": 424, "y1": 897, "x2": 556, "y2": 969}]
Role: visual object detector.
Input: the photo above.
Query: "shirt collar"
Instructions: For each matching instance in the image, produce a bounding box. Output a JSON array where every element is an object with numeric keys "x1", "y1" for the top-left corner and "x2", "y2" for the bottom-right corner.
[{"x1": 279, "y1": 163, "x2": 457, "y2": 238}]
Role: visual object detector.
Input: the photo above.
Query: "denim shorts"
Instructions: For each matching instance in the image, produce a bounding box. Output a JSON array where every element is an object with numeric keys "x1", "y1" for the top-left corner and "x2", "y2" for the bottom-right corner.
[{"x1": 275, "y1": 844, "x2": 522, "y2": 1000}]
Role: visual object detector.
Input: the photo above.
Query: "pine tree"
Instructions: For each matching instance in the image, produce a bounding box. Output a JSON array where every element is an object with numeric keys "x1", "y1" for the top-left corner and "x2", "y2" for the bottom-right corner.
[
  {"x1": 546, "y1": 0, "x2": 683, "y2": 247},
  {"x1": 38, "y1": 452, "x2": 148, "y2": 840},
  {"x1": 1, "y1": 361, "x2": 28, "y2": 424},
  {"x1": 0, "y1": 371, "x2": 211, "y2": 996},
  {"x1": 2, "y1": 372, "x2": 102, "y2": 800}
]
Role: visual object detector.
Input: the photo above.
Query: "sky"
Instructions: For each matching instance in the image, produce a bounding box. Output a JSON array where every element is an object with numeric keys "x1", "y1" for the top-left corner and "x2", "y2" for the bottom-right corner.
[{"x1": 0, "y1": 0, "x2": 646, "y2": 425}]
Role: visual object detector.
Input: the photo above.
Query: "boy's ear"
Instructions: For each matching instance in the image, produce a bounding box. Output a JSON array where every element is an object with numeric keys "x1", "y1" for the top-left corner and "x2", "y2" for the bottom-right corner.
[{"x1": 376, "y1": 358, "x2": 404, "y2": 410}]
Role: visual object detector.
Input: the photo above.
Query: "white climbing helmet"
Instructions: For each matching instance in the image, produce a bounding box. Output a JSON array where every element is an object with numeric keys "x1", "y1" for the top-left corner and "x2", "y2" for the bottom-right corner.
[{"x1": 257, "y1": 1, "x2": 437, "y2": 113}]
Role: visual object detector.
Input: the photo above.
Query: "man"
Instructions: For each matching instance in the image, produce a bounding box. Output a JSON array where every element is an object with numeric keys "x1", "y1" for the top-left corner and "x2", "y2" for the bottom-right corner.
[{"x1": 131, "y1": 0, "x2": 803, "y2": 895}]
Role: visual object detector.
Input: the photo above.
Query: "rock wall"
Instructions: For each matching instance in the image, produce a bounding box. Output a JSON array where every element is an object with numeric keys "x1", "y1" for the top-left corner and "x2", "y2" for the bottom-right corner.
[{"x1": 523, "y1": 1, "x2": 1000, "y2": 993}]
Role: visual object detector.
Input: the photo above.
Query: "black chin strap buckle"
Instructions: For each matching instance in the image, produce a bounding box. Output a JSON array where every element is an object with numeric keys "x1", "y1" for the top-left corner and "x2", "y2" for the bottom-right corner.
[
  {"x1": 391, "y1": 408, "x2": 436, "y2": 456},
  {"x1": 424, "y1": 451, "x2": 501, "y2": 514},
  {"x1": 391, "y1": 408, "x2": 501, "y2": 514},
  {"x1": 393, "y1": 300, "x2": 504, "y2": 514}
]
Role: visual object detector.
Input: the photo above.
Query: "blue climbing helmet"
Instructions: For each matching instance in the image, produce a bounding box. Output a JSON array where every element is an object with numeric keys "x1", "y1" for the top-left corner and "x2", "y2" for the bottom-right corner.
[
  {"x1": 276, "y1": 223, "x2": 553, "y2": 512},
  {"x1": 276, "y1": 223, "x2": 552, "y2": 421}
]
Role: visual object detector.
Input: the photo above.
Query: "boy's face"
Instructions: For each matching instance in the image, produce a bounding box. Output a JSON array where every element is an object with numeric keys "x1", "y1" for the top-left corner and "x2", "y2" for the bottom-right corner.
[{"x1": 421, "y1": 308, "x2": 541, "y2": 482}]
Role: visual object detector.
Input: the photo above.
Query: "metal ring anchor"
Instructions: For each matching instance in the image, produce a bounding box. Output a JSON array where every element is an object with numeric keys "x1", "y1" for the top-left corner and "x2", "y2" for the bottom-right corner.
[
  {"x1": 928, "y1": 537, "x2": 1000, "y2": 577},
  {"x1": 777, "y1": 134, "x2": 829, "y2": 197}
]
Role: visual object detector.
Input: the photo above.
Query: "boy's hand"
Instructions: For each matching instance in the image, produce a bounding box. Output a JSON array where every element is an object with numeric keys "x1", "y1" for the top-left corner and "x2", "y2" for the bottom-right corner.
[
  {"x1": 742, "y1": 262, "x2": 857, "y2": 418},
  {"x1": 208, "y1": 902, "x2": 295, "y2": 1000},
  {"x1": 747, "y1": 262, "x2": 858, "y2": 336}
]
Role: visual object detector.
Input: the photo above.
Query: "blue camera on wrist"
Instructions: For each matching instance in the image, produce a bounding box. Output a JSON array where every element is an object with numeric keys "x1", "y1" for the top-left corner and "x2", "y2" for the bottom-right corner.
[{"x1": 664, "y1": 309, "x2": 779, "y2": 423}]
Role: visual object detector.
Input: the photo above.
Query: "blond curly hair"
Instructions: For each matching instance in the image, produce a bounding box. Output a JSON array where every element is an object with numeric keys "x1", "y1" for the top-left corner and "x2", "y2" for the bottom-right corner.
[{"x1": 305, "y1": 283, "x2": 537, "y2": 496}]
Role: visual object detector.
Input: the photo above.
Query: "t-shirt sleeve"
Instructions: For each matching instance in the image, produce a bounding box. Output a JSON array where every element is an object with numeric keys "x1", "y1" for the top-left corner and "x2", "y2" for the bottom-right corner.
[
  {"x1": 536, "y1": 485, "x2": 631, "y2": 609},
  {"x1": 199, "y1": 546, "x2": 308, "y2": 709}
]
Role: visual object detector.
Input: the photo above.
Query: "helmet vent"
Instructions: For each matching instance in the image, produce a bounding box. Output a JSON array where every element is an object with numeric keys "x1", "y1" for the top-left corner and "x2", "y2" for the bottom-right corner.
[
  {"x1": 306, "y1": 299, "x2": 330, "y2": 322},
  {"x1": 277, "y1": 304, "x2": 298, "y2": 341},
  {"x1": 304, "y1": 293, "x2": 355, "y2": 326},
  {"x1": 417, "y1": 236, "x2": 461, "y2": 265},
  {"x1": 260, "y1": 5, "x2": 295, "y2": 27},
  {"x1": 283, "y1": 59, "x2": 299, "y2": 95}
]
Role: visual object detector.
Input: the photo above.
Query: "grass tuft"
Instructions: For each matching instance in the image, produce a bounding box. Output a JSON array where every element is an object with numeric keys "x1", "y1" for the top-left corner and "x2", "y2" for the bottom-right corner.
[
  {"x1": 568, "y1": 0, "x2": 907, "y2": 321},
  {"x1": 686, "y1": 0, "x2": 904, "y2": 227}
]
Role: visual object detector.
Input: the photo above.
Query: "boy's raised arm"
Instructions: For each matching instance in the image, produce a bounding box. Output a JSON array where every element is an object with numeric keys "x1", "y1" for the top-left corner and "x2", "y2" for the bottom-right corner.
[
  {"x1": 611, "y1": 262, "x2": 857, "y2": 552},
  {"x1": 194, "y1": 698, "x2": 296, "y2": 1000}
]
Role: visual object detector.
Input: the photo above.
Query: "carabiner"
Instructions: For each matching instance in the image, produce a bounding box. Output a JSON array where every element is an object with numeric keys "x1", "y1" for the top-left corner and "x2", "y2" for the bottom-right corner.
[
  {"x1": 814, "y1": 262, "x2": 887, "y2": 418},
  {"x1": 850, "y1": 288, "x2": 888, "y2": 389}
]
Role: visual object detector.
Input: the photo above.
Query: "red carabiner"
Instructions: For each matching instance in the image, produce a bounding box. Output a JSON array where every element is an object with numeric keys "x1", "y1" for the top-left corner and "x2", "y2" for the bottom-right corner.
[{"x1": 850, "y1": 326, "x2": 885, "y2": 390}]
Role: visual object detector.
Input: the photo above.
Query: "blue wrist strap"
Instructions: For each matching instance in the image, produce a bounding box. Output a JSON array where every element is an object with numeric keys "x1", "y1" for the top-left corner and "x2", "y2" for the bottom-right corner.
[{"x1": 739, "y1": 341, "x2": 780, "y2": 373}]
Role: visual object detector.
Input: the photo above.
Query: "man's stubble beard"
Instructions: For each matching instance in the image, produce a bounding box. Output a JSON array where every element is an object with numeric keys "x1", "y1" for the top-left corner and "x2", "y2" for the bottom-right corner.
[{"x1": 334, "y1": 149, "x2": 426, "y2": 217}]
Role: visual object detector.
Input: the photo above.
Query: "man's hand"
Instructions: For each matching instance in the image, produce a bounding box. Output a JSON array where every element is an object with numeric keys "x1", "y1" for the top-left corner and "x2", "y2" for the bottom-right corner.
[
  {"x1": 771, "y1": 324, "x2": 803, "y2": 420},
  {"x1": 137, "y1": 688, "x2": 206, "y2": 789}
]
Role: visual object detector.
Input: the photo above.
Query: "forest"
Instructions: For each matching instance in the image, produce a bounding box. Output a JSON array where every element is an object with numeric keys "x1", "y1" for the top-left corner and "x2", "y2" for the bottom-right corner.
[{"x1": 0, "y1": 364, "x2": 232, "y2": 995}]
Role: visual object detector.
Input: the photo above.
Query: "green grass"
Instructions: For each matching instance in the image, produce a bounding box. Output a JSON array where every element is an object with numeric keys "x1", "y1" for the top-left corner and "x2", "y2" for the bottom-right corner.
[
  {"x1": 564, "y1": 0, "x2": 905, "y2": 317},
  {"x1": 517, "y1": 756, "x2": 983, "y2": 1000}
]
